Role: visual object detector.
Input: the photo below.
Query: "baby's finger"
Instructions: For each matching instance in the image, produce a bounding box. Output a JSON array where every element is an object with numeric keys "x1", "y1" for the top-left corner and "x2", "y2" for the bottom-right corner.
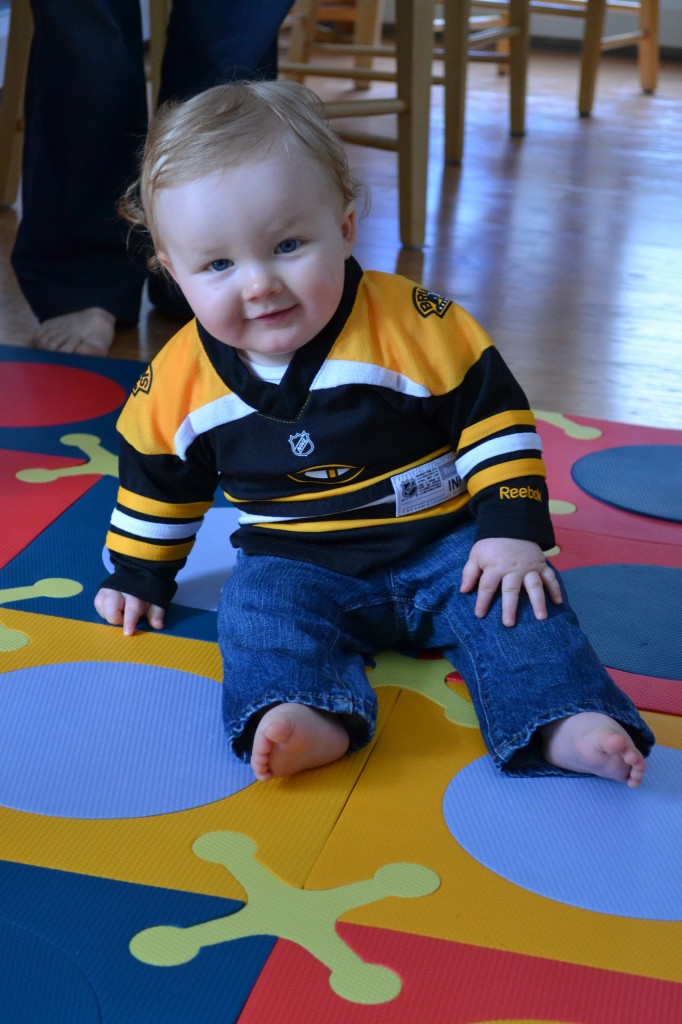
[
  {"x1": 500, "y1": 576, "x2": 523, "y2": 626},
  {"x1": 524, "y1": 571, "x2": 549, "y2": 621},
  {"x1": 122, "y1": 598, "x2": 146, "y2": 637},
  {"x1": 460, "y1": 556, "x2": 482, "y2": 593},
  {"x1": 94, "y1": 588, "x2": 124, "y2": 626},
  {"x1": 147, "y1": 604, "x2": 166, "y2": 631},
  {"x1": 541, "y1": 564, "x2": 563, "y2": 604},
  {"x1": 474, "y1": 573, "x2": 501, "y2": 618}
]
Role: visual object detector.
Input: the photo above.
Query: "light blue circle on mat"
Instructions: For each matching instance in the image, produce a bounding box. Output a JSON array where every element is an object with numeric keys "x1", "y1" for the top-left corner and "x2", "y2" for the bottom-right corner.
[
  {"x1": 561, "y1": 564, "x2": 682, "y2": 681},
  {"x1": 443, "y1": 745, "x2": 682, "y2": 919},
  {"x1": 0, "y1": 662, "x2": 255, "y2": 818},
  {"x1": 571, "y1": 445, "x2": 682, "y2": 522},
  {"x1": 0, "y1": 918, "x2": 100, "y2": 1022}
]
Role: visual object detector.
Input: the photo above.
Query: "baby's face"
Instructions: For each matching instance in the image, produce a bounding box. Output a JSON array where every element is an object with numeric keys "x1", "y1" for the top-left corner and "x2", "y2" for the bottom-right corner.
[{"x1": 154, "y1": 147, "x2": 356, "y2": 366}]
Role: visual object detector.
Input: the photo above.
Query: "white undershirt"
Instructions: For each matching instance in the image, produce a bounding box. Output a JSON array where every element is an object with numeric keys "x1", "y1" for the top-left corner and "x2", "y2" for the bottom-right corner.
[{"x1": 238, "y1": 352, "x2": 290, "y2": 384}]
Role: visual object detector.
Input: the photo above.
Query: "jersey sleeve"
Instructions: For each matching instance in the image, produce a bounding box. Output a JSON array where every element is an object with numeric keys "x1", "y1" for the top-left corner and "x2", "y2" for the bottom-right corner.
[
  {"x1": 101, "y1": 436, "x2": 219, "y2": 608},
  {"x1": 100, "y1": 327, "x2": 227, "y2": 607},
  {"x1": 428, "y1": 313, "x2": 555, "y2": 550}
]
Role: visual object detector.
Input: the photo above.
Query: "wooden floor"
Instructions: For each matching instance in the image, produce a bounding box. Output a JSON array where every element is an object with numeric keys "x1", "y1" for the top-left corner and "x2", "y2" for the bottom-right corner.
[{"x1": 1, "y1": 47, "x2": 681, "y2": 429}]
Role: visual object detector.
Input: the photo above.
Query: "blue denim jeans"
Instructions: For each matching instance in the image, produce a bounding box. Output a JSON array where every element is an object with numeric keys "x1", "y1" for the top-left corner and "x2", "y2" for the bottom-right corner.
[{"x1": 217, "y1": 522, "x2": 654, "y2": 775}]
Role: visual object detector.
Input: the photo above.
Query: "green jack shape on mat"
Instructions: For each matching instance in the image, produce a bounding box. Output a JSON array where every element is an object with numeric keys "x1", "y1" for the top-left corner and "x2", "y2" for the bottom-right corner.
[
  {"x1": 548, "y1": 499, "x2": 577, "y2": 516},
  {"x1": 0, "y1": 621, "x2": 28, "y2": 651},
  {"x1": 130, "y1": 831, "x2": 440, "y2": 1005},
  {"x1": 0, "y1": 578, "x2": 83, "y2": 652},
  {"x1": 369, "y1": 650, "x2": 479, "y2": 728},
  {"x1": 533, "y1": 410, "x2": 603, "y2": 441},
  {"x1": 16, "y1": 433, "x2": 118, "y2": 483}
]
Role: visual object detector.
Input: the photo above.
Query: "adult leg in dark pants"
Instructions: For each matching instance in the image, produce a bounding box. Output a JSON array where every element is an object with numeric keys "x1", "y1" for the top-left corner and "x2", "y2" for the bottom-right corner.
[{"x1": 11, "y1": 0, "x2": 294, "y2": 353}]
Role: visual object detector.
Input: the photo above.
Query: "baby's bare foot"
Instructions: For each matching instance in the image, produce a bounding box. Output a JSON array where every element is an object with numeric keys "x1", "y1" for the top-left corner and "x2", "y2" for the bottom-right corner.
[
  {"x1": 541, "y1": 711, "x2": 646, "y2": 788},
  {"x1": 251, "y1": 703, "x2": 350, "y2": 782},
  {"x1": 32, "y1": 308, "x2": 116, "y2": 355}
]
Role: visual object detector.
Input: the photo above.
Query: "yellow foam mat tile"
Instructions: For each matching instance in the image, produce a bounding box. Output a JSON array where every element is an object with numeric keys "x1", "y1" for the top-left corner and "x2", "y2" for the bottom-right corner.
[
  {"x1": 0, "y1": 608, "x2": 224, "y2": 676},
  {"x1": 0, "y1": 610, "x2": 399, "y2": 897},
  {"x1": 305, "y1": 691, "x2": 682, "y2": 985}
]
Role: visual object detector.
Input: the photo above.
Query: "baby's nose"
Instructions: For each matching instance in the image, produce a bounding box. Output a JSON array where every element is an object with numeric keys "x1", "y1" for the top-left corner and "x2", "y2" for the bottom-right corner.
[{"x1": 242, "y1": 265, "x2": 280, "y2": 300}]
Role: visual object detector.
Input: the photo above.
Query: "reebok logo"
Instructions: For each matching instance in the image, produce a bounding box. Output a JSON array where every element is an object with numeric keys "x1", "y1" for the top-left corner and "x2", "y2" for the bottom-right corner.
[{"x1": 500, "y1": 485, "x2": 542, "y2": 501}]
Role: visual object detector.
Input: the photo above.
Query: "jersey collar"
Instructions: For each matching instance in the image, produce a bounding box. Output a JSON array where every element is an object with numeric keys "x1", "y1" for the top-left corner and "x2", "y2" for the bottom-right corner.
[{"x1": 196, "y1": 256, "x2": 363, "y2": 420}]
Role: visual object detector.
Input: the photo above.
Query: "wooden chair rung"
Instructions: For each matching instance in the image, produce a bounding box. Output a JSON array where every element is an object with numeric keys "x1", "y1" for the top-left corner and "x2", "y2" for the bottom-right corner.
[{"x1": 473, "y1": 0, "x2": 659, "y2": 113}]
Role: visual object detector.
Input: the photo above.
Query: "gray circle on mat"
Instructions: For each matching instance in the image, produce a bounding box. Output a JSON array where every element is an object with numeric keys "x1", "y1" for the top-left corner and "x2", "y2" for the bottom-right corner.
[
  {"x1": 562, "y1": 564, "x2": 682, "y2": 681},
  {"x1": 571, "y1": 445, "x2": 682, "y2": 522}
]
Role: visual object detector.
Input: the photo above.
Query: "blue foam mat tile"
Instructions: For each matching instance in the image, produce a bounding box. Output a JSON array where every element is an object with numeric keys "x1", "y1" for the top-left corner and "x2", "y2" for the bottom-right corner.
[
  {"x1": 0, "y1": 477, "x2": 220, "y2": 642},
  {"x1": 0, "y1": 344, "x2": 143, "y2": 455},
  {"x1": 0, "y1": 859, "x2": 274, "y2": 1024},
  {"x1": 0, "y1": 342, "x2": 143, "y2": 379}
]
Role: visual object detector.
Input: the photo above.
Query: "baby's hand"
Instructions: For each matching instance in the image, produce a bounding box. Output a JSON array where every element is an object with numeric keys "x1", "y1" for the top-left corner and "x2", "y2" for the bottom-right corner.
[
  {"x1": 460, "y1": 537, "x2": 562, "y2": 627},
  {"x1": 94, "y1": 587, "x2": 165, "y2": 637}
]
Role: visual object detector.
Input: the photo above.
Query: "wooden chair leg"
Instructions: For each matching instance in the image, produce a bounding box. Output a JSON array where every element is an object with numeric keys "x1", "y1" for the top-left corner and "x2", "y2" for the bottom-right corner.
[
  {"x1": 508, "y1": 0, "x2": 529, "y2": 136},
  {"x1": 638, "y1": 0, "x2": 659, "y2": 93},
  {"x1": 352, "y1": 0, "x2": 383, "y2": 90},
  {"x1": 443, "y1": 0, "x2": 471, "y2": 165},
  {"x1": 0, "y1": 0, "x2": 32, "y2": 207},
  {"x1": 395, "y1": 0, "x2": 434, "y2": 248},
  {"x1": 284, "y1": 0, "x2": 318, "y2": 70},
  {"x1": 578, "y1": 0, "x2": 607, "y2": 115},
  {"x1": 148, "y1": 0, "x2": 171, "y2": 108}
]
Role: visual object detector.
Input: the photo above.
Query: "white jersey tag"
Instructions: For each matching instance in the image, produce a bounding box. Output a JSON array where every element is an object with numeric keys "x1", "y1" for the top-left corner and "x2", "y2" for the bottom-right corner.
[{"x1": 392, "y1": 451, "x2": 466, "y2": 517}]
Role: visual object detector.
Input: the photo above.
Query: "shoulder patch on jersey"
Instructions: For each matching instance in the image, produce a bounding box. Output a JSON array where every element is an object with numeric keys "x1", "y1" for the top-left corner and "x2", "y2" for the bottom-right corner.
[
  {"x1": 132, "y1": 364, "x2": 153, "y2": 396},
  {"x1": 287, "y1": 464, "x2": 364, "y2": 485},
  {"x1": 412, "y1": 287, "x2": 452, "y2": 319}
]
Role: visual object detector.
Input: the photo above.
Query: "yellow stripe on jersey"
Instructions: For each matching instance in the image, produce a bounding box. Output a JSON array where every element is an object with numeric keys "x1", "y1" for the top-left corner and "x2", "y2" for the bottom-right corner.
[
  {"x1": 105, "y1": 532, "x2": 195, "y2": 562},
  {"x1": 117, "y1": 320, "x2": 235, "y2": 456},
  {"x1": 467, "y1": 457, "x2": 546, "y2": 497},
  {"x1": 329, "y1": 272, "x2": 494, "y2": 397},
  {"x1": 116, "y1": 486, "x2": 213, "y2": 520},
  {"x1": 458, "y1": 409, "x2": 537, "y2": 451},
  {"x1": 222, "y1": 446, "x2": 452, "y2": 505},
  {"x1": 253, "y1": 492, "x2": 470, "y2": 532}
]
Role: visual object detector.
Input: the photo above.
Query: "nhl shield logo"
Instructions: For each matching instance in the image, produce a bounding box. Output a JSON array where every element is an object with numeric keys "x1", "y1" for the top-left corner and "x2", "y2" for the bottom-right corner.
[{"x1": 289, "y1": 430, "x2": 315, "y2": 457}]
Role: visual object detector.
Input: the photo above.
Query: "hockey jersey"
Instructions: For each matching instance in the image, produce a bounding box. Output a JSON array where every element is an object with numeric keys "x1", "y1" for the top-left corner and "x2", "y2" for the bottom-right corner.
[{"x1": 103, "y1": 258, "x2": 555, "y2": 607}]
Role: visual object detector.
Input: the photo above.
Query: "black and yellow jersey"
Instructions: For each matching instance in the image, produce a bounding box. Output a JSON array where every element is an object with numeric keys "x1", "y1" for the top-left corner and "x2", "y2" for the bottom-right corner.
[{"x1": 103, "y1": 258, "x2": 554, "y2": 607}]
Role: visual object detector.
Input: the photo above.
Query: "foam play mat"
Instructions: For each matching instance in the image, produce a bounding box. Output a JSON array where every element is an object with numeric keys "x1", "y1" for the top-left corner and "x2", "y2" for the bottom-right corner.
[{"x1": 1, "y1": 344, "x2": 682, "y2": 1021}]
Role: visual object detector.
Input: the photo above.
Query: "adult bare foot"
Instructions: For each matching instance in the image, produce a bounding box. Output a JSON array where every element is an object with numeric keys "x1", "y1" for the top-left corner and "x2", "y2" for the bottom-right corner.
[
  {"x1": 32, "y1": 307, "x2": 116, "y2": 355},
  {"x1": 251, "y1": 703, "x2": 350, "y2": 782},
  {"x1": 541, "y1": 711, "x2": 647, "y2": 788}
]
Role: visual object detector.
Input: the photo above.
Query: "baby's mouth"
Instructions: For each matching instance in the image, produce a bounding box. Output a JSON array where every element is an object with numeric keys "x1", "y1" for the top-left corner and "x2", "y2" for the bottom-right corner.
[{"x1": 254, "y1": 305, "x2": 295, "y2": 323}]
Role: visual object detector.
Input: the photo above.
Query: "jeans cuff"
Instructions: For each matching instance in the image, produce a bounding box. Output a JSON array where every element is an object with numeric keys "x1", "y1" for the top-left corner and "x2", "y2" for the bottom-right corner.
[
  {"x1": 492, "y1": 701, "x2": 655, "y2": 777},
  {"x1": 225, "y1": 693, "x2": 377, "y2": 762}
]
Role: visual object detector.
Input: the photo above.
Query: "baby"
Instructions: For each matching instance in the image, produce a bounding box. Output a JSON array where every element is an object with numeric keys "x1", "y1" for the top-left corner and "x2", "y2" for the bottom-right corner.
[{"x1": 95, "y1": 80, "x2": 654, "y2": 785}]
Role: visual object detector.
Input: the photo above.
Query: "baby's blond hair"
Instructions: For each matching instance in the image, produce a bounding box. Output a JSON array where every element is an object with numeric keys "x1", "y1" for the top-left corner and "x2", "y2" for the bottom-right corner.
[{"x1": 119, "y1": 79, "x2": 365, "y2": 271}]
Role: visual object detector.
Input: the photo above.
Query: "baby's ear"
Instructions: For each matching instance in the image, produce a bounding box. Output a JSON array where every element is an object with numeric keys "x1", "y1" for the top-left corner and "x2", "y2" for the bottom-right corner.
[
  {"x1": 156, "y1": 252, "x2": 176, "y2": 281},
  {"x1": 341, "y1": 204, "x2": 357, "y2": 256}
]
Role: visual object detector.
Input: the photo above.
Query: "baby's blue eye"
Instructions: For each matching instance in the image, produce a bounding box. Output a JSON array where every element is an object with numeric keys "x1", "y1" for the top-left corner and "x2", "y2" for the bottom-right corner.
[
  {"x1": 209, "y1": 259, "x2": 232, "y2": 272},
  {"x1": 275, "y1": 239, "x2": 301, "y2": 254}
]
